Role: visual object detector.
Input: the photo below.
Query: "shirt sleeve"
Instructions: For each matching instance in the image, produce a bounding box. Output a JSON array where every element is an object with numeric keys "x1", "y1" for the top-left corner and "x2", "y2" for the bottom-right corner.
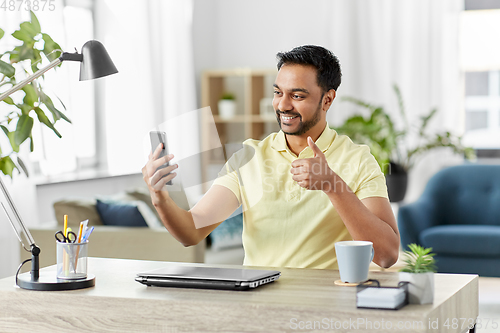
[
  {"x1": 211, "y1": 154, "x2": 242, "y2": 205},
  {"x1": 354, "y1": 146, "x2": 389, "y2": 200}
]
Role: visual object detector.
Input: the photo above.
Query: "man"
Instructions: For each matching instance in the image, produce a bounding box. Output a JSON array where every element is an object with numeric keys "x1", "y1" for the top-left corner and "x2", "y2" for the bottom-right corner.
[{"x1": 143, "y1": 45, "x2": 399, "y2": 269}]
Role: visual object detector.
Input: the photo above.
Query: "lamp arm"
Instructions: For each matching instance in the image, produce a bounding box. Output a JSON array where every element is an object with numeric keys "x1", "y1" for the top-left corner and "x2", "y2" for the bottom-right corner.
[
  {"x1": 0, "y1": 177, "x2": 35, "y2": 247},
  {"x1": 60, "y1": 52, "x2": 83, "y2": 62},
  {"x1": 0, "y1": 57, "x2": 62, "y2": 102}
]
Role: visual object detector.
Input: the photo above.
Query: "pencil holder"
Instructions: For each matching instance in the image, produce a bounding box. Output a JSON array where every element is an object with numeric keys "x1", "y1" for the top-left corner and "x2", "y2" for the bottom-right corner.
[{"x1": 56, "y1": 241, "x2": 88, "y2": 280}]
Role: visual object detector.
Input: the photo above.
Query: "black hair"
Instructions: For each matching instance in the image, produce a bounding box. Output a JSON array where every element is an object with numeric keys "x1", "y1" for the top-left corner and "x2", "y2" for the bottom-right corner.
[{"x1": 276, "y1": 45, "x2": 341, "y2": 92}]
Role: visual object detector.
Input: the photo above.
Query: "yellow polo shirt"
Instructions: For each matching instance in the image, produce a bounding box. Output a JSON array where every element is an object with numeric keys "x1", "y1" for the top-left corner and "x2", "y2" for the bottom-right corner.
[{"x1": 212, "y1": 124, "x2": 388, "y2": 269}]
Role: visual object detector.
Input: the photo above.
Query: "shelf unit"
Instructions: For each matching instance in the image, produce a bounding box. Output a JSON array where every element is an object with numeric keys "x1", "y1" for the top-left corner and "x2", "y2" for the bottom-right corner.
[{"x1": 201, "y1": 68, "x2": 279, "y2": 191}]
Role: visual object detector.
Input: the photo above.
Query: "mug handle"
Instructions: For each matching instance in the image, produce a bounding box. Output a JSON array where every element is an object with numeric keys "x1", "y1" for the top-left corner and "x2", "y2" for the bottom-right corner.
[{"x1": 370, "y1": 248, "x2": 375, "y2": 262}]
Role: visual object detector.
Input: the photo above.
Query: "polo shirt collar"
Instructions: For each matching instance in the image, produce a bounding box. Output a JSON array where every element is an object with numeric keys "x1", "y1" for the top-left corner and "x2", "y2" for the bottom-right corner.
[{"x1": 271, "y1": 123, "x2": 337, "y2": 154}]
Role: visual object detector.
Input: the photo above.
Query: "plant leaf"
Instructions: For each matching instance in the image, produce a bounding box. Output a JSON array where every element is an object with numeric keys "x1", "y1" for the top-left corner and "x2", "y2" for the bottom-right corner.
[
  {"x1": 7, "y1": 132, "x2": 20, "y2": 153},
  {"x1": 17, "y1": 103, "x2": 32, "y2": 114},
  {"x1": 56, "y1": 108, "x2": 71, "y2": 123},
  {"x1": 419, "y1": 108, "x2": 438, "y2": 136},
  {"x1": 31, "y1": 49, "x2": 42, "y2": 72},
  {"x1": 39, "y1": 91, "x2": 71, "y2": 123},
  {"x1": 30, "y1": 11, "x2": 41, "y2": 35},
  {"x1": 12, "y1": 29, "x2": 32, "y2": 43},
  {"x1": 17, "y1": 156, "x2": 29, "y2": 177},
  {"x1": 22, "y1": 84, "x2": 38, "y2": 107},
  {"x1": 11, "y1": 44, "x2": 35, "y2": 62},
  {"x1": 0, "y1": 28, "x2": 4, "y2": 40},
  {"x1": 14, "y1": 115, "x2": 34, "y2": 145},
  {"x1": 0, "y1": 156, "x2": 17, "y2": 178},
  {"x1": 20, "y1": 22, "x2": 39, "y2": 38},
  {"x1": 55, "y1": 95, "x2": 67, "y2": 110},
  {"x1": 393, "y1": 84, "x2": 408, "y2": 132},
  {"x1": 0, "y1": 125, "x2": 9, "y2": 137},
  {"x1": 2, "y1": 96, "x2": 15, "y2": 105},
  {"x1": 0, "y1": 60, "x2": 15, "y2": 78},
  {"x1": 34, "y1": 107, "x2": 61, "y2": 138},
  {"x1": 42, "y1": 34, "x2": 62, "y2": 61},
  {"x1": 399, "y1": 243, "x2": 437, "y2": 273}
]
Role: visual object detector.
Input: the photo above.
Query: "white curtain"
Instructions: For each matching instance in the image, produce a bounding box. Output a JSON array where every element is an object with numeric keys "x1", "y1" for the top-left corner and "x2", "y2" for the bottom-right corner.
[
  {"x1": 150, "y1": 0, "x2": 202, "y2": 202},
  {"x1": 326, "y1": 0, "x2": 464, "y2": 202},
  {"x1": 95, "y1": 0, "x2": 199, "y2": 199}
]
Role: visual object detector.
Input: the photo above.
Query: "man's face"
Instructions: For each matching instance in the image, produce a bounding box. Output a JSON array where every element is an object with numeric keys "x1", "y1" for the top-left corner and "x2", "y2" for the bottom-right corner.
[{"x1": 273, "y1": 64, "x2": 325, "y2": 136}]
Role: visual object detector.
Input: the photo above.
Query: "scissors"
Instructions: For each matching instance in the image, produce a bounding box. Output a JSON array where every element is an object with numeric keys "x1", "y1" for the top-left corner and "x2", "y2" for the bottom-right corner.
[{"x1": 55, "y1": 230, "x2": 77, "y2": 243}]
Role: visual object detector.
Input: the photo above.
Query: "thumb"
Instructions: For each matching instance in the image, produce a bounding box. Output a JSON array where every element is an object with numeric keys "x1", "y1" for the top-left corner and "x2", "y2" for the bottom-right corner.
[{"x1": 308, "y1": 136, "x2": 323, "y2": 157}]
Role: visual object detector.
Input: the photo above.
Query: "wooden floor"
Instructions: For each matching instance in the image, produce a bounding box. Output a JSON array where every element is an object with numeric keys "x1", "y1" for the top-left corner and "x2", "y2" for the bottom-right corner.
[{"x1": 478, "y1": 277, "x2": 500, "y2": 333}]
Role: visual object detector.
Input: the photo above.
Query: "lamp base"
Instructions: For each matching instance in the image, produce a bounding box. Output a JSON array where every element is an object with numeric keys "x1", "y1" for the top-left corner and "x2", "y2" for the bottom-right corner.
[{"x1": 16, "y1": 271, "x2": 95, "y2": 291}]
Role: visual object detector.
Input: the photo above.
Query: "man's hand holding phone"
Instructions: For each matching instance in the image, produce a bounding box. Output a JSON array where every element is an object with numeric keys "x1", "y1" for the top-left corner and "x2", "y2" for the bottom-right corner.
[{"x1": 143, "y1": 143, "x2": 179, "y2": 193}]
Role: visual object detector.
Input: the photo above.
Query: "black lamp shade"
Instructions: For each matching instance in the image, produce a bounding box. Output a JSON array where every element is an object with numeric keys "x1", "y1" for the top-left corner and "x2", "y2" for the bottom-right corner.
[{"x1": 79, "y1": 40, "x2": 118, "y2": 81}]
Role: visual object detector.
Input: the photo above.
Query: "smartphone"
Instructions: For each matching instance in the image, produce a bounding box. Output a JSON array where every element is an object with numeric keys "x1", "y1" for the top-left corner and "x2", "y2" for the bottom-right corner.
[{"x1": 150, "y1": 131, "x2": 172, "y2": 185}]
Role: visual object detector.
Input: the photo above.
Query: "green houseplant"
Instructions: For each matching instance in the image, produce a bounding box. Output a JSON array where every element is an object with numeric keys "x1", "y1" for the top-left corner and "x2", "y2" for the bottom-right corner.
[
  {"x1": 0, "y1": 11, "x2": 69, "y2": 178},
  {"x1": 334, "y1": 85, "x2": 475, "y2": 201},
  {"x1": 218, "y1": 92, "x2": 236, "y2": 120},
  {"x1": 399, "y1": 243, "x2": 437, "y2": 304}
]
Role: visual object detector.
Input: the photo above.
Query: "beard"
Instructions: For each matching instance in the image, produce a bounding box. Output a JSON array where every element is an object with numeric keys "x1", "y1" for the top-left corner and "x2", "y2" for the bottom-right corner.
[{"x1": 276, "y1": 97, "x2": 323, "y2": 136}]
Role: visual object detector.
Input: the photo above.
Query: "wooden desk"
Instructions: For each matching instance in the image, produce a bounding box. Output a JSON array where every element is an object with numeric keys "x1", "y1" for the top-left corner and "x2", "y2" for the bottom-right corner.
[{"x1": 0, "y1": 258, "x2": 478, "y2": 332}]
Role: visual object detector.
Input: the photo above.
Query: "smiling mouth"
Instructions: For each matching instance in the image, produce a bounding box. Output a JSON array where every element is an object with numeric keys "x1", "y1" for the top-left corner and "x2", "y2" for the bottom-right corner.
[{"x1": 278, "y1": 113, "x2": 300, "y2": 122}]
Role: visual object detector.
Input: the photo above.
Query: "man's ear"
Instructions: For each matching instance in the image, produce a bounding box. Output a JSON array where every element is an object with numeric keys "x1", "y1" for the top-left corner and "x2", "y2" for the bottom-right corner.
[{"x1": 322, "y1": 89, "x2": 336, "y2": 111}]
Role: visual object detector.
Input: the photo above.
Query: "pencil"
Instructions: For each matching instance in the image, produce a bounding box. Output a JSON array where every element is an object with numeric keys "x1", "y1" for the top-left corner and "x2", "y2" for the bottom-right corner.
[
  {"x1": 77, "y1": 222, "x2": 84, "y2": 243},
  {"x1": 74, "y1": 222, "x2": 85, "y2": 272},
  {"x1": 63, "y1": 214, "x2": 69, "y2": 275},
  {"x1": 63, "y1": 215, "x2": 68, "y2": 239}
]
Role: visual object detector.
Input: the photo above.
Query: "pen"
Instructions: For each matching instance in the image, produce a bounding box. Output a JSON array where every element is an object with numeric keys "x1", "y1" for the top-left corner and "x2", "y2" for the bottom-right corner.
[
  {"x1": 80, "y1": 219, "x2": 89, "y2": 239},
  {"x1": 82, "y1": 226, "x2": 94, "y2": 242},
  {"x1": 75, "y1": 224, "x2": 92, "y2": 273},
  {"x1": 63, "y1": 214, "x2": 68, "y2": 240}
]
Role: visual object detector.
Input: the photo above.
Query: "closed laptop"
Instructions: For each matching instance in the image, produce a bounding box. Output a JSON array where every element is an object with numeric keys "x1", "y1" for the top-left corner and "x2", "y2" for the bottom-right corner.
[{"x1": 136, "y1": 264, "x2": 281, "y2": 291}]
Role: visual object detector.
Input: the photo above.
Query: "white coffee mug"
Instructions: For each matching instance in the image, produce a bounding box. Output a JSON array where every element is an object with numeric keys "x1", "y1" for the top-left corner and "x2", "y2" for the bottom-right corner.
[{"x1": 335, "y1": 241, "x2": 374, "y2": 283}]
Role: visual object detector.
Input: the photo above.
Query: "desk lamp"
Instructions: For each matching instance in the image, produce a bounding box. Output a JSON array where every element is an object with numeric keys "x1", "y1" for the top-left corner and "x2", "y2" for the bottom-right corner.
[
  {"x1": 0, "y1": 40, "x2": 118, "y2": 101},
  {"x1": 0, "y1": 40, "x2": 117, "y2": 290}
]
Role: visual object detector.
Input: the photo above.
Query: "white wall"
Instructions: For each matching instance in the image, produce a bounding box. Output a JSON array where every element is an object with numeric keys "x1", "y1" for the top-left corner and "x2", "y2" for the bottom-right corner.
[
  {"x1": 193, "y1": 0, "x2": 333, "y2": 105},
  {"x1": 192, "y1": 0, "x2": 466, "y2": 203}
]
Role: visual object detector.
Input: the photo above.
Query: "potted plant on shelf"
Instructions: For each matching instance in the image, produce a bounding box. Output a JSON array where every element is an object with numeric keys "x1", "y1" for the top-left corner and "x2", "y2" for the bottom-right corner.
[
  {"x1": 0, "y1": 11, "x2": 69, "y2": 178},
  {"x1": 218, "y1": 92, "x2": 236, "y2": 120},
  {"x1": 399, "y1": 243, "x2": 437, "y2": 304},
  {"x1": 334, "y1": 84, "x2": 475, "y2": 202}
]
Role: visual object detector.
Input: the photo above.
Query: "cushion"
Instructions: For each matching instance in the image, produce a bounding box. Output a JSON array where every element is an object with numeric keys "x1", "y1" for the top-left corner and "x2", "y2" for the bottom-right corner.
[
  {"x1": 209, "y1": 208, "x2": 243, "y2": 251},
  {"x1": 127, "y1": 188, "x2": 190, "y2": 209},
  {"x1": 53, "y1": 199, "x2": 103, "y2": 227},
  {"x1": 125, "y1": 189, "x2": 160, "y2": 219},
  {"x1": 96, "y1": 193, "x2": 163, "y2": 228},
  {"x1": 420, "y1": 225, "x2": 500, "y2": 257},
  {"x1": 95, "y1": 199, "x2": 149, "y2": 227}
]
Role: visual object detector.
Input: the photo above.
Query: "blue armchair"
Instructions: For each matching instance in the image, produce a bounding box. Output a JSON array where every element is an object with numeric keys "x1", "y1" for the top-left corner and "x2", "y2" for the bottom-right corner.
[{"x1": 398, "y1": 164, "x2": 500, "y2": 277}]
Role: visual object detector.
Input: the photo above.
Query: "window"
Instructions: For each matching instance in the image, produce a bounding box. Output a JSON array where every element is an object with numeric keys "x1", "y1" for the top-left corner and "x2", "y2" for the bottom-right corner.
[
  {"x1": 460, "y1": 8, "x2": 500, "y2": 149},
  {"x1": 464, "y1": 71, "x2": 500, "y2": 132},
  {"x1": 30, "y1": 1, "x2": 96, "y2": 176}
]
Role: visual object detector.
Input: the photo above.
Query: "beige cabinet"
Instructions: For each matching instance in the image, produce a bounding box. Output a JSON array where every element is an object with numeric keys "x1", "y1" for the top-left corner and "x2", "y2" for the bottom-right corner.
[{"x1": 201, "y1": 69, "x2": 279, "y2": 191}]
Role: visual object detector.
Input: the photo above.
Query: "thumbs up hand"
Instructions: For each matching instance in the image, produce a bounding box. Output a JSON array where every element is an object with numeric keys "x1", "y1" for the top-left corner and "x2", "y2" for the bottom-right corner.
[{"x1": 290, "y1": 137, "x2": 339, "y2": 193}]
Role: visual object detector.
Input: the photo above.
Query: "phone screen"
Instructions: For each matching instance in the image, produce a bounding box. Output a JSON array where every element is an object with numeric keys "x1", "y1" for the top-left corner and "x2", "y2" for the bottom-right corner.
[{"x1": 150, "y1": 131, "x2": 172, "y2": 185}]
